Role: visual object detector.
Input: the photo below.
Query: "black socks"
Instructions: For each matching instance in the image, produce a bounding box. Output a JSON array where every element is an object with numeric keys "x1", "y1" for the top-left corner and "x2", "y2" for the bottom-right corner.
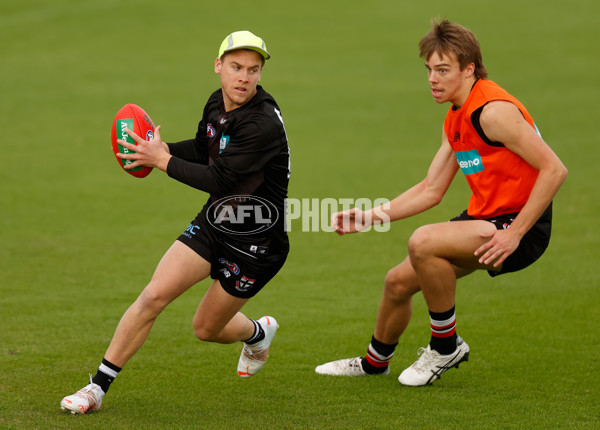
[
  {"x1": 92, "y1": 358, "x2": 122, "y2": 393},
  {"x1": 243, "y1": 319, "x2": 265, "y2": 345},
  {"x1": 361, "y1": 335, "x2": 398, "y2": 374},
  {"x1": 429, "y1": 306, "x2": 458, "y2": 355}
]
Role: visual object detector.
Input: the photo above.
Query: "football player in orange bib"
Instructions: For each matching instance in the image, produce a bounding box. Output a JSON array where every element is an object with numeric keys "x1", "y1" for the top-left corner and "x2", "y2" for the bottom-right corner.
[{"x1": 316, "y1": 19, "x2": 567, "y2": 386}]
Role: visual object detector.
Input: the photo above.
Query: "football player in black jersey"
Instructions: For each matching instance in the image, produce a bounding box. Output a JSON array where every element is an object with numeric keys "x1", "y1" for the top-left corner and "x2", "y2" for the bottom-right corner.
[{"x1": 61, "y1": 30, "x2": 290, "y2": 414}]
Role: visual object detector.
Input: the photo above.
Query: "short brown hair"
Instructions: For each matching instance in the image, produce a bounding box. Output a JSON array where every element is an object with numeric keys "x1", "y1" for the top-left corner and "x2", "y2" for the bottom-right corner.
[
  {"x1": 220, "y1": 49, "x2": 266, "y2": 67},
  {"x1": 419, "y1": 19, "x2": 488, "y2": 79}
]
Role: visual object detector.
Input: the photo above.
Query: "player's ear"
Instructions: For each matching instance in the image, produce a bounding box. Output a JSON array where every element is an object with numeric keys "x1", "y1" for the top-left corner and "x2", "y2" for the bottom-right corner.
[
  {"x1": 215, "y1": 57, "x2": 222, "y2": 74},
  {"x1": 465, "y1": 62, "x2": 475, "y2": 78}
]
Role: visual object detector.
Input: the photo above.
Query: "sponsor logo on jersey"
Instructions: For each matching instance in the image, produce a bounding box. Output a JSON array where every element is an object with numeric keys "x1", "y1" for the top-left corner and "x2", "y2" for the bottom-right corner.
[
  {"x1": 219, "y1": 135, "x2": 230, "y2": 153},
  {"x1": 456, "y1": 149, "x2": 484, "y2": 175},
  {"x1": 207, "y1": 123, "x2": 216, "y2": 138},
  {"x1": 182, "y1": 223, "x2": 200, "y2": 239},
  {"x1": 249, "y1": 245, "x2": 268, "y2": 255},
  {"x1": 218, "y1": 258, "x2": 240, "y2": 275}
]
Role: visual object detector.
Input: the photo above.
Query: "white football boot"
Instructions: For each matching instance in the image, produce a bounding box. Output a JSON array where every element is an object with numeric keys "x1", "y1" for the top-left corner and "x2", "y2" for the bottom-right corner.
[
  {"x1": 60, "y1": 375, "x2": 105, "y2": 414},
  {"x1": 398, "y1": 336, "x2": 470, "y2": 386},
  {"x1": 237, "y1": 316, "x2": 278, "y2": 378},
  {"x1": 315, "y1": 357, "x2": 390, "y2": 376}
]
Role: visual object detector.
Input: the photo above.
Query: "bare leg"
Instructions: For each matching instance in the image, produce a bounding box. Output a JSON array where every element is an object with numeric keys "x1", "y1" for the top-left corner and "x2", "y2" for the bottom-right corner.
[
  {"x1": 408, "y1": 220, "x2": 499, "y2": 312},
  {"x1": 373, "y1": 220, "x2": 493, "y2": 344},
  {"x1": 315, "y1": 220, "x2": 501, "y2": 377},
  {"x1": 104, "y1": 241, "x2": 211, "y2": 367},
  {"x1": 192, "y1": 279, "x2": 254, "y2": 343},
  {"x1": 373, "y1": 258, "x2": 420, "y2": 345},
  {"x1": 392, "y1": 221, "x2": 499, "y2": 385}
]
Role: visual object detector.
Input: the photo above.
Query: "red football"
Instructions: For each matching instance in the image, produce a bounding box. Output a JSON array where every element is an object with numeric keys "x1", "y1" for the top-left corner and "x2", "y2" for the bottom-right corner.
[{"x1": 111, "y1": 104, "x2": 155, "y2": 178}]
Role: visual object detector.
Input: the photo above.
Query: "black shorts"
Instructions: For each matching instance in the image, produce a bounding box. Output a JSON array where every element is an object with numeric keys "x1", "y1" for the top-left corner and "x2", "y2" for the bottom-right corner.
[
  {"x1": 177, "y1": 211, "x2": 289, "y2": 299},
  {"x1": 450, "y1": 203, "x2": 552, "y2": 277}
]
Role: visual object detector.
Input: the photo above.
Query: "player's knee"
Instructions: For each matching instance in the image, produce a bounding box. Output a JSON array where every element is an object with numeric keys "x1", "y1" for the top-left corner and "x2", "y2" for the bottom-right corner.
[
  {"x1": 407, "y1": 225, "x2": 435, "y2": 263},
  {"x1": 384, "y1": 268, "x2": 416, "y2": 302},
  {"x1": 137, "y1": 287, "x2": 171, "y2": 316},
  {"x1": 193, "y1": 320, "x2": 220, "y2": 342},
  {"x1": 193, "y1": 326, "x2": 212, "y2": 341}
]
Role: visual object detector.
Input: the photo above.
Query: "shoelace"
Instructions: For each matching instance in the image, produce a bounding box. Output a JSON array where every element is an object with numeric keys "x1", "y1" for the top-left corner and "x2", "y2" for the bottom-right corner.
[
  {"x1": 348, "y1": 357, "x2": 363, "y2": 369},
  {"x1": 243, "y1": 345, "x2": 269, "y2": 362},
  {"x1": 75, "y1": 374, "x2": 100, "y2": 406},
  {"x1": 413, "y1": 347, "x2": 438, "y2": 372}
]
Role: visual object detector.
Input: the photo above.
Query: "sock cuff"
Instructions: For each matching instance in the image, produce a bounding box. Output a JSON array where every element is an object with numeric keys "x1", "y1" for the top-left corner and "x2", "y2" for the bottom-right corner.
[
  {"x1": 429, "y1": 306, "x2": 456, "y2": 322},
  {"x1": 93, "y1": 358, "x2": 121, "y2": 394},
  {"x1": 244, "y1": 319, "x2": 264, "y2": 345},
  {"x1": 429, "y1": 307, "x2": 456, "y2": 338},
  {"x1": 369, "y1": 335, "x2": 398, "y2": 357},
  {"x1": 364, "y1": 335, "x2": 398, "y2": 370},
  {"x1": 99, "y1": 360, "x2": 121, "y2": 379}
]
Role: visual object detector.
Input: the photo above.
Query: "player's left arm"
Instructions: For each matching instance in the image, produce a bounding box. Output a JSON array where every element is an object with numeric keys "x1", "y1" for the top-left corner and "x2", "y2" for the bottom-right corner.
[
  {"x1": 165, "y1": 117, "x2": 280, "y2": 195},
  {"x1": 474, "y1": 100, "x2": 568, "y2": 266}
]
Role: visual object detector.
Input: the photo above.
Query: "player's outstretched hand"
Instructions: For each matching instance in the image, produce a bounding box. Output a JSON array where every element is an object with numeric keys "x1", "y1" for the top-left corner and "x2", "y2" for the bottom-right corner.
[
  {"x1": 331, "y1": 208, "x2": 371, "y2": 235},
  {"x1": 117, "y1": 125, "x2": 171, "y2": 172}
]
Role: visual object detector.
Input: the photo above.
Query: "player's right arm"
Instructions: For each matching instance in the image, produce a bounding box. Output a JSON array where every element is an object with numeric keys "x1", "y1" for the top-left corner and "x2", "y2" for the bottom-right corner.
[{"x1": 332, "y1": 129, "x2": 458, "y2": 235}]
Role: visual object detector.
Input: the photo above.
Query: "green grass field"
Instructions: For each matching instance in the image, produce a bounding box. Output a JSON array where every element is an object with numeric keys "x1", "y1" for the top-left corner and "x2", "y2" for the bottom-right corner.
[{"x1": 1, "y1": 0, "x2": 599, "y2": 428}]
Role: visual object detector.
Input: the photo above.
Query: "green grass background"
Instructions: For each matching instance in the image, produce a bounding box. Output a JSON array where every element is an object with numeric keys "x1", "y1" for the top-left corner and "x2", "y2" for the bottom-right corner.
[{"x1": 1, "y1": 0, "x2": 598, "y2": 428}]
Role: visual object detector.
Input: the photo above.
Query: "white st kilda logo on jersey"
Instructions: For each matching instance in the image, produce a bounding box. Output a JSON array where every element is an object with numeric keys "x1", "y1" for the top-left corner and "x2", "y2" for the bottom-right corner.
[{"x1": 236, "y1": 275, "x2": 256, "y2": 292}]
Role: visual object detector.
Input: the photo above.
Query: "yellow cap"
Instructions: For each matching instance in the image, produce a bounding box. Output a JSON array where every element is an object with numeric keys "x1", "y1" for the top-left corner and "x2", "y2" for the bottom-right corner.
[{"x1": 218, "y1": 30, "x2": 270, "y2": 60}]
